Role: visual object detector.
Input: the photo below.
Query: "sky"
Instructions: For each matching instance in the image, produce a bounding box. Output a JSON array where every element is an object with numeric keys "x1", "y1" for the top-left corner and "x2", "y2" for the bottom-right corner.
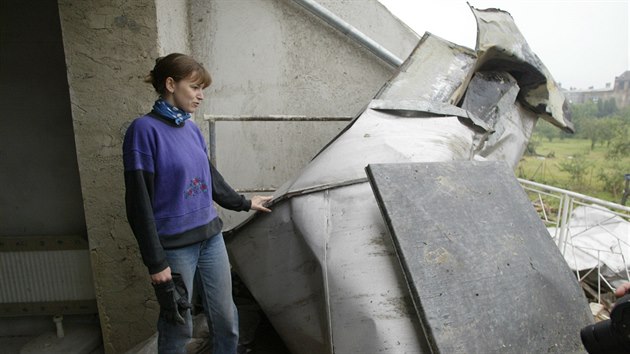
[{"x1": 378, "y1": 0, "x2": 629, "y2": 90}]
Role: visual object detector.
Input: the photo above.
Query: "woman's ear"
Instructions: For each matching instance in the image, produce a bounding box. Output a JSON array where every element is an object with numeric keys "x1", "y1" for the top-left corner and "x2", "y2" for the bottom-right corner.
[{"x1": 165, "y1": 77, "x2": 176, "y2": 94}]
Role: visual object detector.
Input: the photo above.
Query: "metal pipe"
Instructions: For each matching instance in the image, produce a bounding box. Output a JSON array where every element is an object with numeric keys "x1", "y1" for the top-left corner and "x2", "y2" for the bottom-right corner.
[
  {"x1": 53, "y1": 315, "x2": 64, "y2": 338},
  {"x1": 292, "y1": 0, "x2": 403, "y2": 67},
  {"x1": 208, "y1": 120, "x2": 217, "y2": 166},
  {"x1": 557, "y1": 194, "x2": 571, "y2": 252},
  {"x1": 204, "y1": 115, "x2": 353, "y2": 122}
]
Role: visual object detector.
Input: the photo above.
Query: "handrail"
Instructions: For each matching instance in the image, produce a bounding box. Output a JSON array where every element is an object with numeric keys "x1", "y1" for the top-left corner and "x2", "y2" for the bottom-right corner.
[
  {"x1": 519, "y1": 178, "x2": 630, "y2": 214},
  {"x1": 519, "y1": 178, "x2": 630, "y2": 304},
  {"x1": 292, "y1": 0, "x2": 404, "y2": 67}
]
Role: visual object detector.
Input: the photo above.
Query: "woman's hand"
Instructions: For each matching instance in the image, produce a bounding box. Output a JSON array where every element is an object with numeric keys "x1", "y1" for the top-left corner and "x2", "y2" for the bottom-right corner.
[
  {"x1": 151, "y1": 266, "x2": 172, "y2": 284},
  {"x1": 251, "y1": 195, "x2": 273, "y2": 213}
]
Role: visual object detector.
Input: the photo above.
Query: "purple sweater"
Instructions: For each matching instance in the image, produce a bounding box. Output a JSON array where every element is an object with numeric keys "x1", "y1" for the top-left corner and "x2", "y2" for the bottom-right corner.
[{"x1": 123, "y1": 113, "x2": 250, "y2": 273}]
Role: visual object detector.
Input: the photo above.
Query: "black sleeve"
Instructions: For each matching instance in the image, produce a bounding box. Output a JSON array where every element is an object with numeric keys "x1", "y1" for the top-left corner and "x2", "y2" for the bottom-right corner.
[
  {"x1": 210, "y1": 162, "x2": 251, "y2": 212},
  {"x1": 124, "y1": 170, "x2": 169, "y2": 275}
]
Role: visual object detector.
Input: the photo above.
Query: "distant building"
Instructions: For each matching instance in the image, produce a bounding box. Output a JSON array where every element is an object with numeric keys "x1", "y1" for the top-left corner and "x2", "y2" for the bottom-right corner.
[{"x1": 563, "y1": 71, "x2": 630, "y2": 108}]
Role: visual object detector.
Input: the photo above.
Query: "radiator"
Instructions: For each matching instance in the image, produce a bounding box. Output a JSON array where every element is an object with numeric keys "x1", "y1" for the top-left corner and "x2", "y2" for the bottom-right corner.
[{"x1": 0, "y1": 236, "x2": 96, "y2": 316}]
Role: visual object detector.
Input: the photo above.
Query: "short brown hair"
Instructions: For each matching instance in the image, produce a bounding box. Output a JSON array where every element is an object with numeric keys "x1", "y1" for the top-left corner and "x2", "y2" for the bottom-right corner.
[{"x1": 145, "y1": 53, "x2": 212, "y2": 95}]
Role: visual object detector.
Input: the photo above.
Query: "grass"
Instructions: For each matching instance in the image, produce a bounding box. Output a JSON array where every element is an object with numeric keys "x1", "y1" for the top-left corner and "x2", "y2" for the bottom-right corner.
[{"x1": 516, "y1": 138, "x2": 629, "y2": 204}]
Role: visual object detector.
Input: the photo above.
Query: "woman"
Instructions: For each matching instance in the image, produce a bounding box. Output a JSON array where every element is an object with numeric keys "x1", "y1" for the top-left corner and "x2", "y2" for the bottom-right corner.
[{"x1": 123, "y1": 53, "x2": 271, "y2": 354}]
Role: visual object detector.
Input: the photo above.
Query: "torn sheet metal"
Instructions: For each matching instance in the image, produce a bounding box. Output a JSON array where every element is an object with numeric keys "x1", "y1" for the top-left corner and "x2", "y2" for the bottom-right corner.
[
  {"x1": 226, "y1": 6, "x2": 578, "y2": 354},
  {"x1": 366, "y1": 161, "x2": 592, "y2": 354},
  {"x1": 463, "y1": 71, "x2": 539, "y2": 167},
  {"x1": 471, "y1": 7, "x2": 574, "y2": 132}
]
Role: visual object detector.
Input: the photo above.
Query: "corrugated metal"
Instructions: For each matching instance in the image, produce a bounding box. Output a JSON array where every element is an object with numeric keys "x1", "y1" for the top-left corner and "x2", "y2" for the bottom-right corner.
[{"x1": 0, "y1": 250, "x2": 95, "y2": 303}]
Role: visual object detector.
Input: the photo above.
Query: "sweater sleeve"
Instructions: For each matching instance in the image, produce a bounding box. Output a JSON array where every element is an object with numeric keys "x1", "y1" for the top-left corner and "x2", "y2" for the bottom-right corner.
[
  {"x1": 210, "y1": 162, "x2": 251, "y2": 212},
  {"x1": 124, "y1": 170, "x2": 169, "y2": 274}
]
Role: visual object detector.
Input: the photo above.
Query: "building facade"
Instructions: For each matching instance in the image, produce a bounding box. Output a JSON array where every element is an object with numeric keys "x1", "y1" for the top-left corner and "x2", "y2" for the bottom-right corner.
[{"x1": 564, "y1": 71, "x2": 630, "y2": 108}]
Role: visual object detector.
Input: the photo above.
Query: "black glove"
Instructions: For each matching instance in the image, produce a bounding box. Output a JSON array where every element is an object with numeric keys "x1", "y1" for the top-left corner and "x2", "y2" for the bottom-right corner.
[
  {"x1": 171, "y1": 273, "x2": 193, "y2": 316},
  {"x1": 153, "y1": 273, "x2": 192, "y2": 325}
]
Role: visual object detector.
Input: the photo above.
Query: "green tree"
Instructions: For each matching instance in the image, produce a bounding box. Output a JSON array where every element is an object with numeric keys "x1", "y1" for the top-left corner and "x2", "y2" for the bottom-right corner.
[
  {"x1": 581, "y1": 119, "x2": 603, "y2": 149},
  {"x1": 607, "y1": 123, "x2": 630, "y2": 159},
  {"x1": 596, "y1": 98, "x2": 618, "y2": 117},
  {"x1": 615, "y1": 105, "x2": 630, "y2": 124},
  {"x1": 568, "y1": 102, "x2": 596, "y2": 137},
  {"x1": 597, "y1": 161, "x2": 626, "y2": 198},
  {"x1": 606, "y1": 99, "x2": 617, "y2": 115},
  {"x1": 578, "y1": 117, "x2": 620, "y2": 149},
  {"x1": 600, "y1": 118, "x2": 620, "y2": 147},
  {"x1": 557, "y1": 154, "x2": 592, "y2": 190},
  {"x1": 571, "y1": 102, "x2": 598, "y2": 119},
  {"x1": 534, "y1": 119, "x2": 559, "y2": 142}
]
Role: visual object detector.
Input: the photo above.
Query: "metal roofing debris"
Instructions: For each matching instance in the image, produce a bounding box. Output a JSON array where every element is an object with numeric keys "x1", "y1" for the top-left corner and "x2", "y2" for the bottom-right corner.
[{"x1": 225, "y1": 5, "x2": 585, "y2": 354}]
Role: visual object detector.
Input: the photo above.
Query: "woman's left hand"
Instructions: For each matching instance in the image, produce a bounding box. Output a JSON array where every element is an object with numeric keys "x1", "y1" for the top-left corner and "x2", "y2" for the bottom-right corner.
[{"x1": 251, "y1": 195, "x2": 273, "y2": 213}]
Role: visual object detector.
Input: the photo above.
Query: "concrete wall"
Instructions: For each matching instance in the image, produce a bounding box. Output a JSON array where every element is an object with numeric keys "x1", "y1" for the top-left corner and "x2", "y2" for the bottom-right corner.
[
  {"x1": 189, "y1": 0, "x2": 419, "y2": 228},
  {"x1": 55, "y1": 0, "x2": 418, "y2": 351},
  {"x1": 156, "y1": 0, "x2": 190, "y2": 54},
  {"x1": 57, "y1": 1, "x2": 161, "y2": 352},
  {"x1": 192, "y1": 0, "x2": 416, "y2": 117}
]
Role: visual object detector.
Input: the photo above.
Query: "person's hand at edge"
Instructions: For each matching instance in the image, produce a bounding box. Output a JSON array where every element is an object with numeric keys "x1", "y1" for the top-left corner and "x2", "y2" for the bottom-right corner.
[
  {"x1": 251, "y1": 195, "x2": 272, "y2": 213},
  {"x1": 614, "y1": 282, "x2": 630, "y2": 297},
  {"x1": 151, "y1": 266, "x2": 172, "y2": 284}
]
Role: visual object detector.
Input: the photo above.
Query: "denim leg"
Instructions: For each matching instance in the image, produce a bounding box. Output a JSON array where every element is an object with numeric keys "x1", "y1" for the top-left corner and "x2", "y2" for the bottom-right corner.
[
  {"x1": 197, "y1": 233, "x2": 239, "y2": 354},
  {"x1": 158, "y1": 243, "x2": 199, "y2": 354}
]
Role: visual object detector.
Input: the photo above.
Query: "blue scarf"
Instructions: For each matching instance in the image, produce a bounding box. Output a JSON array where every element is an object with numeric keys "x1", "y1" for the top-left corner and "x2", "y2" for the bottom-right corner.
[{"x1": 152, "y1": 98, "x2": 192, "y2": 126}]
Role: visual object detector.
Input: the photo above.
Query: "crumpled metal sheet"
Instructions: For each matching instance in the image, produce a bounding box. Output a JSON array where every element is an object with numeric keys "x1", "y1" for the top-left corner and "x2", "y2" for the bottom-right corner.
[
  {"x1": 226, "y1": 6, "x2": 575, "y2": 354},
  {"x1": 471, "y1": 7, "x2": 574, "y2": 132}
]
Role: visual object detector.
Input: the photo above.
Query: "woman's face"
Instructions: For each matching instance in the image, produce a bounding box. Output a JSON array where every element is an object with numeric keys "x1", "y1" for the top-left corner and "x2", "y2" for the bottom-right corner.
[{"x1": 165, "y1": 76, "x2": 205, "y2": 113}]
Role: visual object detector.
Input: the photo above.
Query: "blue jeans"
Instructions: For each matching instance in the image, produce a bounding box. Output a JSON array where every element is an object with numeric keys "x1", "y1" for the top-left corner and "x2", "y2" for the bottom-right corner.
[{"x1": 157, "y1": 233, "x2": 239, "y2": 354}]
